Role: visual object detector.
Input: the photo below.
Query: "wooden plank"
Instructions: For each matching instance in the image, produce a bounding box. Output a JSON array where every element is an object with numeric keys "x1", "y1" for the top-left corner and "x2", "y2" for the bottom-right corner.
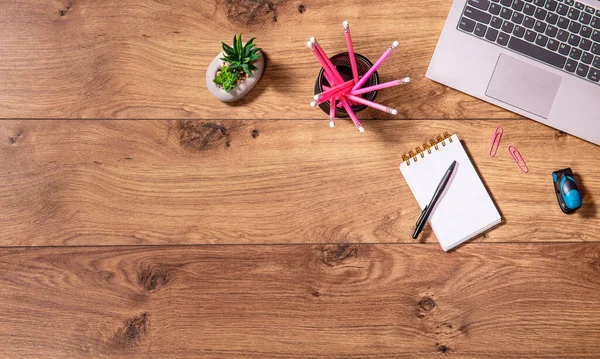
[
  {"x1": 0, "y1": 0, "x2": 516, "y2": 120},
  {"x1": 0, "y1": 119, "x2": 598, "y2": 246},
  {"x1": 1, "y1": 243, "x2": 600, "y2": 358}
]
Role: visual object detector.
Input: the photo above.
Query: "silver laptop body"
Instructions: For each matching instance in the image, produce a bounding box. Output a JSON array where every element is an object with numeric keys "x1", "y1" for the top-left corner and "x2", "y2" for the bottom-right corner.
[{"x1": 427, "y1": 0, "x2": 600, "y2": 145}]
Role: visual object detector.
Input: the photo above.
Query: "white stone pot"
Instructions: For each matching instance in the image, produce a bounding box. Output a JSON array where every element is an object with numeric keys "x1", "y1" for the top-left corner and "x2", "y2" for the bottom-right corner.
[{"x1": 206, "y1": 50, "x2": 264, "y2": 102}]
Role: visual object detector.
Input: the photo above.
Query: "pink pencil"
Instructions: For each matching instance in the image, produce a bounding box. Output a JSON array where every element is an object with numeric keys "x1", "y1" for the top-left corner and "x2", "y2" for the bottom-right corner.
[
  {"x1": 329, "y1": 96, "x2": 337, "y2": 128},
  {"x1": 310, "y1": 37, "x2": 344, "y2": 85},
  {"x1": 345, "y1": 94, "x2": 398, "y2": 115},
  {"x1": 314, "y1": 78, "x2": 355, "y2": 104},
  {"x1": 339, "y1": 96, "x2": 364, "y2": 132},
  {"x1": 309, "y1": 38, "x2": 364, "y2": 106},
  {"x1": 311, "y1": 70, "x2": 341, "y2": 108},
  {"x1": 307, "y1": 41, "x2": 338, "y2": 82},
  {"x1": 350, "y1": 77, "x2": 410, "y2": 96},
  {"x1": 352, "y1": 41, "x2": 399, "y2": 91},
  {"x1": 343, "y1": 21, "x2": 359, "y2": 84}
]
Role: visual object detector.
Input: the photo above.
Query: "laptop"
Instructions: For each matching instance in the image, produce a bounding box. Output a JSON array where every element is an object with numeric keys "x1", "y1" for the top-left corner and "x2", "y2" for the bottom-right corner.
[{"x1": 427, "y1": 0, "x2": 600, "y2": 145}]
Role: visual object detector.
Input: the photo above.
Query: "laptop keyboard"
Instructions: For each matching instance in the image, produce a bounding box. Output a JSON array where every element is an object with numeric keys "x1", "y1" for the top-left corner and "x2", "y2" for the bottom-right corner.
[{"x1": 457, "y1": 0, "x2": 600, "y2": 85}]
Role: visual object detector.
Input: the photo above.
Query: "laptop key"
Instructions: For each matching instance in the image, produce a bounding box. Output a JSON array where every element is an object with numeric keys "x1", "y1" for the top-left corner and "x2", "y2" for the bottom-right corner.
[
  {"x1": 464, "y1": 6, "x2": 492, "y2": 24},
  {"x1": 536, "y1": 34, "x2": 550, "y2": 46},
  {"x1": 592, "y1": 42, "x2": 600, "y2": 55},
  {"x1": 491, "y1": 16, "x2": 504, "y2": 28},
  {"x1": 574, "y1": 1, "x2": 584, "y2": 10},
  {"x1": 490, "y1": 3, "x2": 502, "y2": 14},
  {"x1": 513, "y1": 0, "x2": 525, "y2": 11},
  {"x1": 501, "y1": 0, "x2": 513, "y2": 5},
  {"x1": 503, "y1": 20, "x2": 516, "y2": 33},
  {"x1": 559, "y1": 42, "x2": 571, "y2": 55},
  {"x1": 589, "y1": 68, "x2": 600, "y2": 81},
  {"x1": 582, "y1": 51, "x2": 594, "y2": 64},
  {"x1": 535, "y1": 20, "x2": 547, "y2": 33},
  {"x1": 592, "y1": 30, "x2": 600, "y2": 42},
  {"x1": 547, "y1": 13, "x2": 559, "y2": 25},
  {"x1": 557, "y1": 29, "x2": 569, "y2": 41},
  {"x1": 565, "y1": 0, "x2": 574, "y2": 5},
  {"x1": 535, "y1": 8, "x2": 548, "y2": 20},
  {"x1": 533, "y1": 0, "x2": 545, "y2": 6},
  {"x1": 557, "y1": 16, "x2": 569, "y2": 29},
  {"x1": 524, "y1": 3, "x2": 536, "y2": 15},
  {"x1": 468, "y1": 0, "x2": 491, "y2": 10},
  {"x1": 568, "y1": 8, "x2": 581, "y2": 21},
  {"x1": 568, "y1": 21, "x2": 581, "y2": 34},
  {"x1": 580, "y1": 12, "x2": 592, "y2": 25},
  {"x1": 508, "y1": 36, "x2": 568, "y2": 67},
  {"x1": 568, "y1": 33, "x2": 581, "y2": 46},
  {"x1": 475, "y1": 23, "x2": 488, "y2": 36},
  {"x1": 557, "y1": 4, "x2": 569, "y2": 16},
  {"x1": 512, "y1": 12, "x2": 525, "y2": 24},
  {"x1": 585, "y1": 6, "x2": 595, "y2": 14},
  {"x1": 546, "y1": 25, "x2": 558, "y2": 37},
  {"x1": 580, "y1": 26, "x2": 592, "y2": 38},
  {"x1": 497, "y1": 31, "x2": 511, "y2": 45},
  {"x1": 486, "y1": 27, "x2": 500, "y2": 41},
  {"x1": 545, "y1": 0, "x2": 557, "y2": 11},
  {"x1": 459, "y1": 17, "x2": 477, "y2": 32},
  {"x1": 501, "y1": 7, "x2": 513, "y2": 19},
  {"x1": 576, "y1": 63, "x2": 589, "y2": 76},
  {"x1": 570, "y1": 47, "x2": 583, "y2": 60},
  {"x1": 525, "y1": 29, "x2": 538, "y2": 41},
  {"x1": 524, "y1": 16, "x2": 536, "y2": 28},
  {"x1": 580, "y1": 38, "x2": 592, "y2": 50},
  {"x1": 547, "y1": 38, "x2": 560, "y2": 50},
  {"x1": 565, "y1": 58, "x2": 577, "y2": 71},
  {"x1": 592, "y1": 17, "x2": 600, "y2": 29},
  {"x1": 514, "y1": 25, "x2": 526, "y2": 37}
]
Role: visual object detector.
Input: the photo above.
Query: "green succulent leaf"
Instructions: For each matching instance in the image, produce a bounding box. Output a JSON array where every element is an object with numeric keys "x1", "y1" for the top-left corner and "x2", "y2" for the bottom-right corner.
[
  {"x1": 221, "y1": 33, "x2": 260, "y2": 77},
  {"x1": 222, "y1": 43, "x2": 235, "y2": 56},
  {"x1": 213, "y1": 65, "x2": 238, "y2": 93},
  {"x1": 236, "y1": 34, "x2": 243, "y2": 58}
]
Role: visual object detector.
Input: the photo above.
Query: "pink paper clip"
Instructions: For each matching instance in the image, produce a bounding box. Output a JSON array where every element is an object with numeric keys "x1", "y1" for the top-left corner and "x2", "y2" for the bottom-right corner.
[
  {"x1": 508, "y1": 145, "x2": 529, "y2": 174},
  {"x1": 489, "y1": 126, "x2": 503, "y2": 157}
]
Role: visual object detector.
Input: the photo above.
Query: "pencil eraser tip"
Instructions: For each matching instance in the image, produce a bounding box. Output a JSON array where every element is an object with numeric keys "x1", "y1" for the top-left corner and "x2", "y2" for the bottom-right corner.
[
  {"x1": 358, "y1": 126, "x2": 365, "y2": 133},
  {"x1": 391, "y1": 109, "x2": 398, "y2": 115},
  {"x1": 309, "y1": 37, "x2": 316, "y2": 43},
  {"x1": 310, "y1": 101, "x2": 316, "y2": 107},
  {"x1": 306, "y1": 41, "x2": 313, "y2": 48},
  {"x1": 329, "y1": 120, "x2": 335, "y2": 128},
  {"x1": 343, "y1": 20, "x2": 349, "y2": 28},
  {"x1": 392, "y1": 41, "x2": 399, "y2": 47},
  {"x1": 403, "y1": 77, "x2": 411, "y2": 83},
  {"x1": 314, "y1": 94, "x2": 320, "y2": 100}
]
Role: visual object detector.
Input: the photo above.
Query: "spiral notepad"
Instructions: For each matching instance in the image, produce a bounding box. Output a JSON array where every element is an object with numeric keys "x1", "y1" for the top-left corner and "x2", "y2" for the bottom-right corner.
[{"x1": 399, "y1": 133, "x2": 501, "y2": 251}]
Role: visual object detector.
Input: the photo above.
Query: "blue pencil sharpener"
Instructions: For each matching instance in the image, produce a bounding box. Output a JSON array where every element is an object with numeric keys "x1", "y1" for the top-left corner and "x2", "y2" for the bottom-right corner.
[{"x1": 552, "y1": 168, "x2": 582, "y2": 214}]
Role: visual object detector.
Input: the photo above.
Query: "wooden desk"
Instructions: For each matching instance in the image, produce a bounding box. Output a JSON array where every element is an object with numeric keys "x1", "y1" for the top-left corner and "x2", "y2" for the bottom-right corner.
[{"x1": 1, "y1": 0, "x2": 599, "y2": 357}]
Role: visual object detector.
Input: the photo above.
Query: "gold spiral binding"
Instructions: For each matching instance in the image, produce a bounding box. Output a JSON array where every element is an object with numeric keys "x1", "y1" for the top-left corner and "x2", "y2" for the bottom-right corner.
[{"x1": 401, "y1": 132, "x2": 455, "y2": 166}]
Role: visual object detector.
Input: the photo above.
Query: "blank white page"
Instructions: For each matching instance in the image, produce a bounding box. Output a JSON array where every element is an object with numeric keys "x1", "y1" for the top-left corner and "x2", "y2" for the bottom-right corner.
[{"x1": 400, "y1": 135, "x2": 501, "y2": 251}]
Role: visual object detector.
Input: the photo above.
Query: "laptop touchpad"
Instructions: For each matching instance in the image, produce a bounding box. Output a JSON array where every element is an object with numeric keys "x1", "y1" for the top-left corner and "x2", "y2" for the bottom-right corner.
[{"x1": 486, "y1": 54, "x2": 562, "y2": 119}]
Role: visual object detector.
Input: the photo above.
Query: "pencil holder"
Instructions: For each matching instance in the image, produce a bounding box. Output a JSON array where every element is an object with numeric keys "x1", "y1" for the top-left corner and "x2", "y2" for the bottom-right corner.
[{"x1": 314, "y1": 52, "x2": 379, "y2": 118}]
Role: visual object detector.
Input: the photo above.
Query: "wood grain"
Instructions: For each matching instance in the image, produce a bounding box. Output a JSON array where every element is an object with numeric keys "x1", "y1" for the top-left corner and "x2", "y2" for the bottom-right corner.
[
  {"x1": 0, "y1": 0, "x2": 517, "y2": 120},
  {"x1": 1, "y1": 119, "x2": 598, "y2": 246},
  {"x1": 1, "y1": 243, "x2": 599, "y2": 358}
]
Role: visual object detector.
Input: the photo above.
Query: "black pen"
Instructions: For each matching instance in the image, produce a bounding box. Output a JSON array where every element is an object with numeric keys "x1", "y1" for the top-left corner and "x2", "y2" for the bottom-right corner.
[{"x1": 412, "y1": 160, "x2": 457, "y2": 239}]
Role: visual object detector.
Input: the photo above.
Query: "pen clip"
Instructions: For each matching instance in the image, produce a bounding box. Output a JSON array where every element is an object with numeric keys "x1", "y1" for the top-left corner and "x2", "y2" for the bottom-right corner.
[
  {"x1": 415, "y1": 205, "x2": 429, "y2": 226},
  {"x1": 508, "y1": 145, "x2": 529, "y2": 174},
  {"x1": 489, "y1": 126, "x2": 503, "y2": 158}
]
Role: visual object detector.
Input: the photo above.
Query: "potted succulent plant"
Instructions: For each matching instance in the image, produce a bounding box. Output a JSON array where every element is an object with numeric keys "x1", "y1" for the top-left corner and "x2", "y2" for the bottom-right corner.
[{"x1": 206, "y1": 33, "x2": 264, "y2": 102}]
